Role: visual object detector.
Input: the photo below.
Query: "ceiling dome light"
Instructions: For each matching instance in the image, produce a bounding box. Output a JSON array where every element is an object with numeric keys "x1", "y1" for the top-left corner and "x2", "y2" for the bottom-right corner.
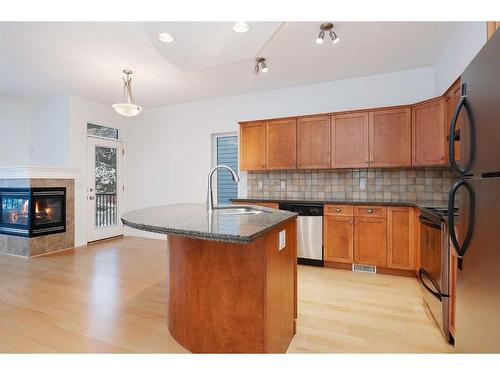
[
  {"x1": 316, "y1": 23, "x2": 339, "y2": 45},
  {"x1": 112, "y1": 70, "x2": 143, "y2": 117},
  {"x1": 254, "y1": 57, "x2": 268, "y2": 74},
  {"x1": 233, "y1": 22, "x2": 250, "y2": 33},
  {"x1": 156, "y1": 32, "x2": 175, "y2": 43}
]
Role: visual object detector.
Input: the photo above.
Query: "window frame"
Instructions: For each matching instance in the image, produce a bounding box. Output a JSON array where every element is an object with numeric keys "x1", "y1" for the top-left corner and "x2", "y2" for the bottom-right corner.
[{"x1": 211, "y1": 132, "x2": 242, "y2": 205}]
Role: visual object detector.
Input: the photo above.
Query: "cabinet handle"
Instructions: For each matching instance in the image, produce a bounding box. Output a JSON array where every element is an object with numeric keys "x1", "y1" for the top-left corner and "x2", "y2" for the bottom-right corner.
[
  {"x1": 335, "y1": 208, "x2": 342, "y2": 212},
  {"x1": 367, "y1": 209, "x2": 374, "y2": 213}
]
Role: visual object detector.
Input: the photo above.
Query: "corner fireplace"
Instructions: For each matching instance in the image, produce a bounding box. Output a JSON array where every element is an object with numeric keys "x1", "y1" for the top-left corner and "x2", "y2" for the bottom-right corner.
[{"x1": 0, "y1": 187, "x2": 66, "y2": 237}]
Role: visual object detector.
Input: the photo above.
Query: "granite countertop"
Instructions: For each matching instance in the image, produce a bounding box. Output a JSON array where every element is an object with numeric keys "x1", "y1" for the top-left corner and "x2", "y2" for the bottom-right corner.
[
  {"x1": 231, "y1": 198, "x2": 448, "y2": 210},
  {"x1": 121, "y1": 203, "x2": 298, "y2": 244}
]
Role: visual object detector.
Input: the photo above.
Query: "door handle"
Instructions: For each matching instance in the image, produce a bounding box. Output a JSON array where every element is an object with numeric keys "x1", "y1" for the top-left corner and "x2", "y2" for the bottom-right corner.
[
  {"x1": 448, "y1": 179, "x2": 475, "y2": 270},
  {"x1": 418, "y1": 268, "x2": 447, "y2": 301},
  {"x1": 89, "y1": 196, "x2": 95, "y2": 200}
]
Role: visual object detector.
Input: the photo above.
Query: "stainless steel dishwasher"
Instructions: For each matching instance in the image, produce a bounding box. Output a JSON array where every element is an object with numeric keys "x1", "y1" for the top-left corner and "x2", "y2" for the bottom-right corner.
[{"x1": 279, "y1": 203, "x2": 323, "y2": 266}]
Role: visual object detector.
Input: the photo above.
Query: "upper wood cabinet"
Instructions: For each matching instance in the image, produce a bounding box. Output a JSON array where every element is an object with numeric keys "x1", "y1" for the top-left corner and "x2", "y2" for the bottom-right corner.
[
  {"x1": 239, "y1": 121, "x2": 267, "y2": 171},
  {"x1": 386, "y1": 207, "x2": 415, "y2": 270},
  {"x1": 369, "y1": 108, "x2": 411, "y2": 167},
  {"x1": 297, "y1": 116, "x2": 331, "y2": 169},
  {"x1": 266, "y1": 119, "x2": 297, "y2": 170},
  {"x1": 487, "y1": 21, "x2": 500, "y2": 40},
  {"x1": 331, "y1": 112, "x2": 369, "y2": 168},
  {"x1": 412, "y1": 97, "x2": 447, "y2": 166}
]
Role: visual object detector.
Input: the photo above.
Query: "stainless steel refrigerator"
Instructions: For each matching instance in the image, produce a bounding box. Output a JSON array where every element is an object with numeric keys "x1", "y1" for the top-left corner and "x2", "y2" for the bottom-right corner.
[{"x1": 448, "y1": 30, "x2": 500, "y2": 352}]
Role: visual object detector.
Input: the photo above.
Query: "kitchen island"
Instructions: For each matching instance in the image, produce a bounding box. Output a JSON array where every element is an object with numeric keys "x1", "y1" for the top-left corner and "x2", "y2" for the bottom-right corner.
[{"x1": 121, "y1": 204, "x2": 298, "y2": 353}]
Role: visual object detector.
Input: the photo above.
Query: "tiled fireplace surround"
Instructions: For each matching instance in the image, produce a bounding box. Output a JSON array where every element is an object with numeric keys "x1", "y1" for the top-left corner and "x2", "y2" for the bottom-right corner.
[
  {"x1": 0, "y1": 178, "x2": 75, "y2": 257},
  {"x1": 246, "y1": 167, "x2": 455, "y2": 204}
]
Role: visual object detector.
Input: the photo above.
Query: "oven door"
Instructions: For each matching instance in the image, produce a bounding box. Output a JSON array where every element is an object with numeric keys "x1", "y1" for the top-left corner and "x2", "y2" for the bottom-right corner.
[{"x1": 418, "y1": 215, "x2": 450, "y2": 341}]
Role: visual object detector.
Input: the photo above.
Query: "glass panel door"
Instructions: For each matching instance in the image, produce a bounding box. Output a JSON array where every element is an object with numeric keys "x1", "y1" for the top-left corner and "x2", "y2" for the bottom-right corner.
[{"x1": 87, "y1": 137, "x2": 123, "y2": 242}]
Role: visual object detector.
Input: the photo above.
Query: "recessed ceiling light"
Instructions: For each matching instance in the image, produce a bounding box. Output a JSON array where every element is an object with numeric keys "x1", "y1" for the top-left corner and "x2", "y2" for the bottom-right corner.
[
  {"x1": 233, "y1": 22, "x2": 250, "y2": 33},
  {"x1": 156, "y1": 32, "x2": 175, "y2": 43}
]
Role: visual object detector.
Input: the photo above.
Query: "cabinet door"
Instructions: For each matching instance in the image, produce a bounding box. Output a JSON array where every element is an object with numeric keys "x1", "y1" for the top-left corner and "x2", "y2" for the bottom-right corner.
[
  {"x1": 387, "y1": 207, "x2": 415, "y2": 270},
  {"x1": 297, "y1": 116, "x2": 331, "y2": 169},
  {"x1": 324, "y1": 215, "x2": 354, "y2": 263},
  {"x1": 354, "y1": 217, "x2": 387, "y2": 267},
  {"x1": 369, "y1": 108, "x2": 411, "y2": 167},
  {"x1": 412, "y1": 98, "x2": 446, "y2": 166},
  {"x1": 331, "y1": 113, "x2": 369, "y2": 168},
  {"x1": 266, "y1": 119, "x2": 297, "y2": 170},
  {"x1": 240, "y1": 121, "x2": 266, "y2": 171}
]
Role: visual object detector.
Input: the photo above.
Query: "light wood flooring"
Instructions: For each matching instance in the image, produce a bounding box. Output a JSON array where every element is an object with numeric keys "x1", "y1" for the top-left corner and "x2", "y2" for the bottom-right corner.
[{"x1": 0, "y1": 237, "x2": 453, "y2": 353}]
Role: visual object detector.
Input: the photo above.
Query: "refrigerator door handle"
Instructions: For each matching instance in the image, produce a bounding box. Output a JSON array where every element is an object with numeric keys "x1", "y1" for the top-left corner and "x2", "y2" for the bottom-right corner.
[
  {"x1": 448, "y1": 178, "x2": 475, "y2": 270},
  {"x1": 449, "y1": 93, "x2": 467, "y2": 175}
]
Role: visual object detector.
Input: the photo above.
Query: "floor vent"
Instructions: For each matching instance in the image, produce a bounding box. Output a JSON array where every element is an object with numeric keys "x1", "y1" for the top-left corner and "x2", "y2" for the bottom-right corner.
[{"x1": 352, "y1": 264, "x2": 377, "y2": 273}]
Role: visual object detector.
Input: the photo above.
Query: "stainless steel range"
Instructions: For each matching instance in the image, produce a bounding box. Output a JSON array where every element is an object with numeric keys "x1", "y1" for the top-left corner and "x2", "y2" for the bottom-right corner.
[{"x1": 418, "y1": 206, "x2": 457, "y2": 344}]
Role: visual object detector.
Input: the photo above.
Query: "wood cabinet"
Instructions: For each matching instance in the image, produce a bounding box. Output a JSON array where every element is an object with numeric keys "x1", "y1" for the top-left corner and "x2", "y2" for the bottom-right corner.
[
  {"x1": 324, "y1": 206, "x2": 354, "y2": 263},
  {"x1": 331, "y1": 113, "x2": 369, "y2": 168},
  {"x1": 386, "y1": 207, "x2": 415, "y2": 270},
  {"x1": 412, "y1": 98, "x2": 447, "y2": 166},
  {"x1": 266, "y1": 119, "x2": 297, "y2": 170},
  {"x1": 369, "y1": 108, "x2": 411, "y2": 167},
  {"x1": 487, "y1": 21, "x2": 500, "y2": 40},
  {"x1": 413, "y1": 208, "x2": 422, "y2": 275},
  {"x1": 297, "y1": 116, "x2": 331, "y2": 169},
  {"x1": 354, "y1": 216, "x2": 387, "y2": 267},
  {"x1": 240, "y1": 121, "x2": 267, "y2": 171}
]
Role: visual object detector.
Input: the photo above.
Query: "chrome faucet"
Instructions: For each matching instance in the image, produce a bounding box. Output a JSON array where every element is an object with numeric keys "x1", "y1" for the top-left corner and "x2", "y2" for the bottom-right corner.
[{"x1": 207, "y1": 165, "x2": 240, "y2": 212}]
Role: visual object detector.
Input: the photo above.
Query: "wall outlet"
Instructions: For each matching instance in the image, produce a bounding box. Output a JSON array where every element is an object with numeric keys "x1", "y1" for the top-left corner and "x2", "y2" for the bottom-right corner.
[
  {"x1": 279, "y1": 230, "x2": 286, "y2": 251},
  {"x1": 258, "y1": 181, "x2": 263, "y2": 189},
  {"x1": 280, "y1": 180, "x2": 286, "y2": 189},
  {"x1": 360, "y1": 178, "x2": 367, "y2": 190}
]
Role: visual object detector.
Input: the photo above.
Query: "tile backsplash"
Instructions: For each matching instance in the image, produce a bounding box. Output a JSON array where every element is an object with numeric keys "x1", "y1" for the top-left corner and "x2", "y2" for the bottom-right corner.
[{"x1": 246, "y1": 167, "x2": 455, "y2": 203}]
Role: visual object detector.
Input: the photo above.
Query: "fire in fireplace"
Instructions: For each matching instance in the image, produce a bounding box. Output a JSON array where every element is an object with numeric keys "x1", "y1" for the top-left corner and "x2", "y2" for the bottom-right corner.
[{"x1": 0, "y1": 187, "x2": 66, "y2": 237}]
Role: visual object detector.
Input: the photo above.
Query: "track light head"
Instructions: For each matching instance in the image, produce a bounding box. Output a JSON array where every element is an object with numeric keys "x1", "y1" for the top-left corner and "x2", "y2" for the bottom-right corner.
[
  {"x1": 316, "y1": 23, "x2": 339, "y2": 45},
  {"x1": 254, "y1": 57, "x2": 268, "y2": 74}
]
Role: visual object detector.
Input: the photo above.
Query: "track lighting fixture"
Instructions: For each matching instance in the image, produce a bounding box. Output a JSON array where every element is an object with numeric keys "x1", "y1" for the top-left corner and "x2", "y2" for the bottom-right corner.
[
  {"x1": 316, "y1": 23, "x2": 340, "y2": 45},
  {"x1": 254, "y1": 57, "x2": 268, "y2": 74}
]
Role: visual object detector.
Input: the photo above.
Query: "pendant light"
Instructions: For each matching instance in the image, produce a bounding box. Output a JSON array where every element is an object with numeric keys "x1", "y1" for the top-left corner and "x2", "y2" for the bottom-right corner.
[{"x1": 112, "y1": 70, "x2": 143, "y2": 117}]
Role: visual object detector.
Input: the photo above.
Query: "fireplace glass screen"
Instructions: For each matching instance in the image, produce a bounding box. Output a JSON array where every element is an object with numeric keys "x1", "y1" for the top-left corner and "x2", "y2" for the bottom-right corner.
[
  {"x1": 1, "y1": 192, "x2": 30, "y2": 226},
  {"x1": 33, "y1": 197, "x2": 63, "y2": 226}
]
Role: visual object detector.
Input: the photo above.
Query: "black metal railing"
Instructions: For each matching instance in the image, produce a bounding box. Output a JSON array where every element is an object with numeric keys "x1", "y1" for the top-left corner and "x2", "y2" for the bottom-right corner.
[{"x1": 95, "y1": 193, "x2": 117, "y2": 227}]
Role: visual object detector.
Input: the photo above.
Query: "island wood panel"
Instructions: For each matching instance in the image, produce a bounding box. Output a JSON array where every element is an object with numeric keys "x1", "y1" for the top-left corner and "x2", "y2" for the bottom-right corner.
[
  {"x1": 386, "y1": 207, "x2": 415, "y2": 270},
  {"x1": 354, "y1": 216, "x2": 387, "y2": 267},
  {"x1": 369, "y1": 108, "x2": 412, "y2": 167},
  {"x1": 167, "y1": 218, "x2": 297, "y2": 353},
  {"x1": 266, "y1": 119, "x2": 297, "y2": 170},
  {"x1": 412, "y1": 98, "x2": 447, "y2": 166},
  {"x1": 239, "y1": 121, "x2": 267, "y2": 171},
  {"x1": 265, "y1": 218, "x2": 297, "y2": 353},
  {"x1": 297, "y1": 116, "x2": 331, "y2": 169},
  {"x1": 324, "y1": 215, "x2": 354, "y2": 264},
  {"x1": 331, "y1": 113, "x2": 369, "y2": 168}
]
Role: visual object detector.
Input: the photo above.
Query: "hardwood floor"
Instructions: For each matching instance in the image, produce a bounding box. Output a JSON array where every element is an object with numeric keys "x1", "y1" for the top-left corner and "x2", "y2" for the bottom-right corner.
[{"x1": 0, "y1": 237, "x2": 452, "y2": 353}]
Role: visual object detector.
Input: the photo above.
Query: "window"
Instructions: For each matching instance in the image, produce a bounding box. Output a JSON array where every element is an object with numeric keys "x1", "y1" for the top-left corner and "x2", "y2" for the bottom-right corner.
[
  {"x1": 213, "y1": 134, "x2": 238, "y2": 204},
  {"x1": 87, "y1": 123, "x2": 119, "y2": 140}
]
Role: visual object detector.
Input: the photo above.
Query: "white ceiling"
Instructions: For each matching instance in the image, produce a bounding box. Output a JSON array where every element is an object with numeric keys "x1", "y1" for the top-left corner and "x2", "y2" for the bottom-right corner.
[{"x1": 0, "y1": 22, "x2": 459, "y2": 107}]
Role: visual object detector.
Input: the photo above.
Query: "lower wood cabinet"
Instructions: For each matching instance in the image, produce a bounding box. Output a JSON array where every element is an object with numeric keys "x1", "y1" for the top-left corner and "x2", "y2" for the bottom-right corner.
[
  {"x1": 354, "y1": 216, "x2": 387, "y2": 267},
  {"x1": 324, "y1": 215, "x2": 354, "y2": 263},
  {"x1": 386, "y1": 207, "x2": 415, "y2": 270}
]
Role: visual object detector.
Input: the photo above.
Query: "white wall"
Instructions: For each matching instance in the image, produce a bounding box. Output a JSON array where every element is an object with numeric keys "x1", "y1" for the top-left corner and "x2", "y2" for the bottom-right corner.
[
  {"x1": 124, "y1": 67, "x2": 435, "y2": 238},
  {"x1": 0, "y1": 96, "x2": 31, "y2": 166},
  {"x1": 434, "y1": 22, "x2": 487, "y2": 95}
]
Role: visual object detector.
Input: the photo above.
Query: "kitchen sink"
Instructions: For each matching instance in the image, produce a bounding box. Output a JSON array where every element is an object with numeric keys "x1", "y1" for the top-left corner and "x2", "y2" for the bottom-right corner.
[{"x1": 217, "y1": 206, "x2": 265, "y2": 215}]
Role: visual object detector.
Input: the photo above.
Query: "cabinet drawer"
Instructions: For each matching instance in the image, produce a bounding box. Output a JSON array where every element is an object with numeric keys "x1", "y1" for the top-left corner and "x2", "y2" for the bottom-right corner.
[
  {"x1": 324, "y1": 204, "x2": 353, "y2": 216},
  {"x1": 354, "y1": 205, "x2": 387, "y2": 218}
]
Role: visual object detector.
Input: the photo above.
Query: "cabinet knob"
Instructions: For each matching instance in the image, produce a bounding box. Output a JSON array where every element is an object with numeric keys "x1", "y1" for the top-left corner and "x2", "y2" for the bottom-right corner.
[
  {"x1": 335, "y1": 208, "x2": 342, "y2": 212},
  {"x1": 367, "y1": 209, "x2": 374, "y2": 213}
]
